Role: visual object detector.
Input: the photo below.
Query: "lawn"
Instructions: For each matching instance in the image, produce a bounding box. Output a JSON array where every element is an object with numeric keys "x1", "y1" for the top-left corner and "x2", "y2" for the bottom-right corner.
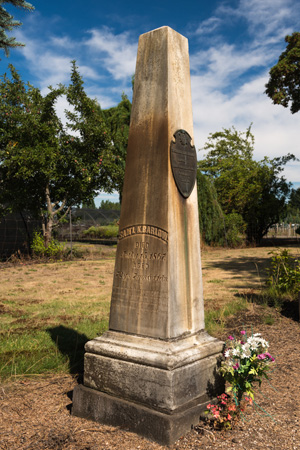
[{"x1": 0, "y1": 240, "x2": 299, "y2": 380}]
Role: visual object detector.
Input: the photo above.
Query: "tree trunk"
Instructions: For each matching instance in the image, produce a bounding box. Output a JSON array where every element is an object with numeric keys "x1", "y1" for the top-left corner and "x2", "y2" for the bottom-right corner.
[
  {"x1": 44, "y1": 184, "x2": 54, "y2": 247},
  {"x1": 43, "y1": 183, "x2": 68, "y2": 248}
]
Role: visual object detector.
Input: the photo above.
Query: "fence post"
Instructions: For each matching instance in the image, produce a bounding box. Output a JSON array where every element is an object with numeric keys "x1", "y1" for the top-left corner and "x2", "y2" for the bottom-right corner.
[{"x1": 70, "y1": 208, "x2": 73, "y2": 258}]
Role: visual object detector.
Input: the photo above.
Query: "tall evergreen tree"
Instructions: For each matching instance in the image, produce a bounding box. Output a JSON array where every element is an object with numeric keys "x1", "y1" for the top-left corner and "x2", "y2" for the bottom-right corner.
[
  {"x1": 0, "y1": 0, "x2": 34, "y2": 58},
  {"x1": 197, "y1": 171, "x2": 225, "y2": 246}
]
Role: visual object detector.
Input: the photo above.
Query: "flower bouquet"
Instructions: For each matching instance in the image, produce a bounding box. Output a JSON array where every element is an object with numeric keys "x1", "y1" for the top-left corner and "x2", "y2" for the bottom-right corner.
[
  {"x1": 205, "y1": 330, "x2": 275, "y2": 429},
  {"x1": 220, "y1": 330, "x2": 275, "y2": 405}
]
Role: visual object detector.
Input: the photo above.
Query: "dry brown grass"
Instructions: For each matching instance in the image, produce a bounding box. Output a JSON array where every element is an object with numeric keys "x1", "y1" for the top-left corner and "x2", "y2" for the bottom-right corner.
[{"x1": 0, "y1": 240, "x2": 299, "y2": 378}]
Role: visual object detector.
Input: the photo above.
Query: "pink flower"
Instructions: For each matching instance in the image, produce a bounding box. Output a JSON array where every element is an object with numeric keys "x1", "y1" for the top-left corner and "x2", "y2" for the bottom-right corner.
[
  {"x1": 240, "y1": 330, "x2": 246, "y2": 335},
  {"x1": 257, "y1": 354, "x2": 266, "y2": 360},
  {"x1": 227, "y1": 413, "x2": 232, "y2": 420},
  {"x1": 233, "y1": 363, "x2": 239, "y2": 370},
  {"x1": 228, "y1": 335, "x2": 234, "y2": 340},
  {"x1": 265, "y1": 352, "x2": 275, "y2": 361}
]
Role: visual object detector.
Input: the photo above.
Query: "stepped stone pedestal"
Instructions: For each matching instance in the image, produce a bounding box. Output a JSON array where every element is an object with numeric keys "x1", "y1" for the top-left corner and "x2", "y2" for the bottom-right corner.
[{"x1": 72, "y1": 26, "x2": 224, "y2": 446}]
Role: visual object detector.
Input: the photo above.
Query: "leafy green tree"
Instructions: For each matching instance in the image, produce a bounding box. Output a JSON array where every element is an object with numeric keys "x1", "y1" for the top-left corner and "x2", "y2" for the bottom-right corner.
[
  {"x1": 99, "y1": 200, "x2": 121, "y2": 211},
  {"x1": 289, "y1": 187, "x2": 300, "y2": 209},
  {"x1": 286, "y1": 187, "x2": 300, "y2": 224},
  {"x1": 0, "y1": 63, "x2": 115, "y2": 246},
  {"x1": 199, "y1": 126, "x2": 294, "y2": 244},
  {"x1": 265, "y1": 32, "x2": 300, "y2": 114},
  {"x1": 0, "y1": 0, "x2": 34, "y2": 58},
  {"x1": 82, "y1": 199, "x2": 96, "y2": 209},
  {"x1": 102, "y1": 94, "x2": 131, "y2": 202}
]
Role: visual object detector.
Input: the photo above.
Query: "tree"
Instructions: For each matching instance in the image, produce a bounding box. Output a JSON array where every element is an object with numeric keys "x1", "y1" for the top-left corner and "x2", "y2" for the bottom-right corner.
[
  {"x1": 99, "y1": 200, "x2": 121, "y2": 211},
  {"x1": 0, "y1": 63, "x2": 116, "y2": 246},
  {"x1": 0, "y1": 0, "x2": 34, "y2": 58},
  {"x1": 289, "y1": 187, "x2": 300, "y2": 209},
  {"x1": 265, "y1": 32, "x2": 300, "y2": 114},
  {"x1": 198, "y1": 126, "x2": 294, "y2": 244},
  {"x1": 197, "y1": 170, "x2": 225, "y2": 246},
  {"x1": 102, "y1": 93, "x2": 131, "y2": 202},
  {"x1": 286, "y1": 187, "x2": 300, "y2": 224}
]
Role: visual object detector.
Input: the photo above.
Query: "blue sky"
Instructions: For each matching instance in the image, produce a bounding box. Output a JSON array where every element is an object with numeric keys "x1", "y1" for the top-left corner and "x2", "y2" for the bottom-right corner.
[{"x1": 1, "y1": 0, "x2": 300, "y2": 204}]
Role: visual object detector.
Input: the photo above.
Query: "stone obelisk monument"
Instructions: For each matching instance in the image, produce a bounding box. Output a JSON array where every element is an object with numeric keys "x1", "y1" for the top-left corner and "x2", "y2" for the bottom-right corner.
[{"x1": 73, "y1": 26, "x2": 223, "y2": 445}]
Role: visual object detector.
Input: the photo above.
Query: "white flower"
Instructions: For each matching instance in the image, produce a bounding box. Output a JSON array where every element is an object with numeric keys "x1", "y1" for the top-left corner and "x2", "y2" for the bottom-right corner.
[
  {"x1": 259, "y1": 338, "x2": 269, "y2": 348},
  {"x1": 246, "y1": 337, "x2": 258, "y2": 350},
  {"x1": 232, "y1": 347, "x2": 241, "y2": 357},
  {"x1": 246, "y1": 335, "x2": 269, "y2": 352},
  {"x1": 241, "y1": 343, "x2": 251, "y2": 358},
  {"x1": 224, "y1": 349, "x2": 231, "y2": 358}
]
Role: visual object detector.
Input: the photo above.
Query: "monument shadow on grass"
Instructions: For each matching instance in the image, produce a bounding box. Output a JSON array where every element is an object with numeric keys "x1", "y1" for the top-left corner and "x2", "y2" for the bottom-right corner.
[{"x1": 47, "y1": 325, "x2": 89, "y2": 378}]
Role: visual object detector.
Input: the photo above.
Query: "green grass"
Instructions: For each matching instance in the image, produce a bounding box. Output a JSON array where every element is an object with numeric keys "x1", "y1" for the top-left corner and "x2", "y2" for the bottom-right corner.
[
  {"x1": 0, "y1": 319, "x2": 109, "y2": 380},
  {"x1": 0, "y1": 257, "x2": 114, "y2": 381},
  {"x1": 205, "y1": 297, "x2": 249, "y2": 336},
  {"x1": 207, "y1": 279, "x2": 224, "y2": 284}
]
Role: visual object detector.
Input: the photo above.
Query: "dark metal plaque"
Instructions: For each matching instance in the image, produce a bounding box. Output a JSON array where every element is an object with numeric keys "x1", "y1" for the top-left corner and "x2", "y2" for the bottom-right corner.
[{"x1": 170, "y1": 129, "x2": 197, "y2": 198}]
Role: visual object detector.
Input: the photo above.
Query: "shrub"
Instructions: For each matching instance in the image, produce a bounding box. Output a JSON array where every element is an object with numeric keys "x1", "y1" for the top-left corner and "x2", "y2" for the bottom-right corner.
[
  {"x1": 31, "y1": 232, "x2": 66, "y2": 259},
  {"x1": 82, "y1": 225, "x2": 119, "y2": 239},
  {"x1": 224, "y1": 213, "x2": 246, "y2": 248},
  {"x1": 266, "y1": 249, "x2": 300, "y2": 294}
]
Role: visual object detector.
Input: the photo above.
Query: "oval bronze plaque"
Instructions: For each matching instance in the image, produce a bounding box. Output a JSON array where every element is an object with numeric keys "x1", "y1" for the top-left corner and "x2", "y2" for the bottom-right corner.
[{"x1": 170, "y1": 129, "x2": 197, "y2": 198}]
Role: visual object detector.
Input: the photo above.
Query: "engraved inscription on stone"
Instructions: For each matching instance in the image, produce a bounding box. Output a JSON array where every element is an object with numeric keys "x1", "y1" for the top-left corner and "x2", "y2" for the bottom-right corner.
[
  {"x1": 109, "y1": 225, "x2": 169, "y2": 334},
  {"x1": 114, "y1": 226, "x2": 168, "y2": 284},
  {"x1": 119, "y1": 224, "x2": 168, "y2": 243},
  {"x1": 170, "y1": 129, "x2": 197, "y2": 198}
]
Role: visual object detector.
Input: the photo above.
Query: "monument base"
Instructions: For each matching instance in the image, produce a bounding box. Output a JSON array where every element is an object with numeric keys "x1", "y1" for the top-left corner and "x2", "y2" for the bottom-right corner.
[
  {"x1": 72, "y1": 331, "x2": 224, "y2": 445},
  {"x1": 73, "y1": 384, "x2": 211, "y2": 446}
]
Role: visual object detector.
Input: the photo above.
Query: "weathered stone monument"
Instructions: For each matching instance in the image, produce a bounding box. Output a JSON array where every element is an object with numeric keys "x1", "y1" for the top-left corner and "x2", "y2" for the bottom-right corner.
[{"x1": 72, "y1": 26, "x2": 223, "y2": 445}]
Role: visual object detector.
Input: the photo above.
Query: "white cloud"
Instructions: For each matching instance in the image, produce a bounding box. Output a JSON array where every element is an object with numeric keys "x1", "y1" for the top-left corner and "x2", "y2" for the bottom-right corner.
[
  {"x1": 217, "y1": 0, "x2": 296, "y2": 41},
  {"x1": 195, "y1": 17, "x2": 221, "y2": 36},
  {"x1": 192, "y1": 70, "x2": 300, "y2": 183},
  {"x1": 50, "y1": 35, "x2": 76, "y2": 49},
  {"x1": 14, "y1": 31, "x2": 73, "y2": 87},
  {"x1": 190, "y1": 44, "x2": 269, "y2": 91},
  {"x1": 84, "y1": 27, "x2": 137, "y2": 80}
]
